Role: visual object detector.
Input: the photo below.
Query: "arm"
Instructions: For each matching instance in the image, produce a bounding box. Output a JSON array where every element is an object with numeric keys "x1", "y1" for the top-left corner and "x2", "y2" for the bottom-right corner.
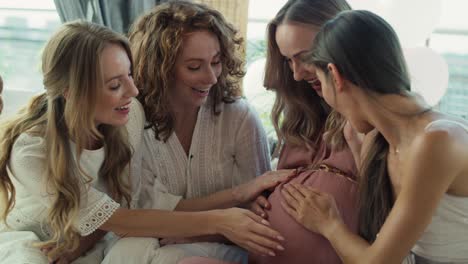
[
  {"x1": 139, "y1": 128, "x2": 293, "y2": 212},
  {"x1": 175, "y1": 170, "x2": 294, "y2": 211},
  {"x1": 281, "y1": 130, "x2": 462, "y2": 264},
  {"x1": 100, "y1": 207, "x2": 285, "y2": 256}
]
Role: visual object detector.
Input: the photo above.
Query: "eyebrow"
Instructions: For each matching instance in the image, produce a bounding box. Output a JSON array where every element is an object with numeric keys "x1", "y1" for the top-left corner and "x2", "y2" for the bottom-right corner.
[
  {"x1": 184, "y1": 51, "x2": 221, "y2": 62},
  {"x1": 292, "y1": 50, "x2": 309, "y2": 59},
  {"x1": 105, "y1": 67, "x2": 132, "y2": 83},
  {"x1": 105, "y1": 74, "x2": 123, "y2": 83}
]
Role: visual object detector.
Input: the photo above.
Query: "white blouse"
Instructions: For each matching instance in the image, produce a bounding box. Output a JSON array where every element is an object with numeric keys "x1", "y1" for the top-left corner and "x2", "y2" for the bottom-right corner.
[
  {"x1": 136, "y1": 98, "x2": 271, "y2": 210},
  {"x1": 0, "y1": 99, "x2": 145, "y2": 241}
]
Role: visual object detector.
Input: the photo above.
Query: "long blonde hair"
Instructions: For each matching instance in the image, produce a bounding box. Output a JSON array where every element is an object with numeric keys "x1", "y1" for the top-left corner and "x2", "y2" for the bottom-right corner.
[
  {"x1": 128, "y1": 0, "x2": 245, "y2": 141},
  {"x1": 265, "y1": 0, "x2": 351, "y2": 151},
  {"x1": 0, "y1": 21, "x2": 132, "y2": 257}
]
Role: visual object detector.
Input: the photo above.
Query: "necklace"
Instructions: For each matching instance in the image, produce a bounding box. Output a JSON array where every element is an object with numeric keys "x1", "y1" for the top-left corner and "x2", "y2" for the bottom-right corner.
[{"x1": 390, "y1": 145, "x2": 400, "y2": 154}]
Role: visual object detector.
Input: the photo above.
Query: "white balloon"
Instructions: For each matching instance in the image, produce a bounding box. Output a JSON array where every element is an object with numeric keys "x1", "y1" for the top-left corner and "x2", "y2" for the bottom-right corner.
[
  {"x1": 244, "y1": 58, "x2": 267, "y2": 99},
  {"x1": 347, "y1": 0, "x2": 442, "y2": 47},
  {"x1": 347, "y1": 0, "x2": 386, "y2": 15},
  {"x1": 384, "y1": 0, "x2": 442, "y2": 47},
  {"x1": 403, "y1": 47, "x2": 449, "y2": 106},
  {"x1": 243, "y1": 58, "x2": 276, "y2": 112}
]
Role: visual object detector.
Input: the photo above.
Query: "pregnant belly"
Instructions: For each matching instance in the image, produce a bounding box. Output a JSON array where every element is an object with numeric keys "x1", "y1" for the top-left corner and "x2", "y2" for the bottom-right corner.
[{"x1": 249, "y1": 169, "x2": 359, "y2": 264}]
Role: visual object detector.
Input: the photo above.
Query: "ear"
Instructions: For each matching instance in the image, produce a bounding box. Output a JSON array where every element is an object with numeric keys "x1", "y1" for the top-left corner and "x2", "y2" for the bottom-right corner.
[
  {"x1": 63, "y1": 89, "x2": 69, "y2": 100},
  {"x1": 327, "y1": 63, "x2": 345, "y2": 93}
]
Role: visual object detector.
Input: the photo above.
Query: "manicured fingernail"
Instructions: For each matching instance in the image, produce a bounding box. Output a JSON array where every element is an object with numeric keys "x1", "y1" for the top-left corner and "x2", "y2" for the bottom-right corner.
[
  {"x1": 277, "y1": 235, "x2": 285, "y2": 241},
  {"x1": 269, "y1": 251, "x2": 276, "y2": 256},
  {"x1": 261, "y1": 219, "x2": 270, "y2": 225},
  {"x1": 277, "y1": 245, "x2": 285, "y2": 250},
  {"x1": 261, "y1": 213, "x2": 266, "y2": 217}
]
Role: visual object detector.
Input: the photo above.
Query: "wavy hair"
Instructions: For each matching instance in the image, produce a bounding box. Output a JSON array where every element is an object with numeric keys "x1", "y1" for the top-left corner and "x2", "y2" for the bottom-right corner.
[
  {"x1": 0, "y1": 21, "x2": 132, "y2": 257},
  {"x1": 265, "y1": 0, "x2": 351, "y2": 152},
  {"x1": 129, "y1": 0, "x2": 245, "y2": 141}
]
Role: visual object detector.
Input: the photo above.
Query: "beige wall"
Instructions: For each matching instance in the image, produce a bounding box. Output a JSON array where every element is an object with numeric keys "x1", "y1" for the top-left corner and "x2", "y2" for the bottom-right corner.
[
  {"x1": 193, "y1": 0, "x2": 249, "y2": 93},
  {"x1": 193, "y1": 0, "x2": 249, "y2": 45}
]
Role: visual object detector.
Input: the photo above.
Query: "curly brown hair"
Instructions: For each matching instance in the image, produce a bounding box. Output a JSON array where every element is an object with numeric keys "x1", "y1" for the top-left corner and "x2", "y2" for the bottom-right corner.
[{"x1": 128, "y1": 0, "x2": 245, "y2": 141}]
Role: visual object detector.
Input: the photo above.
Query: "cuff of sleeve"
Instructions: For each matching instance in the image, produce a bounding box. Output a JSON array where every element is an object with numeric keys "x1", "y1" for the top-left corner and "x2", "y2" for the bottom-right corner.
[{"x1": 77, "y1": 197, "x2": 120, "y2": 236}]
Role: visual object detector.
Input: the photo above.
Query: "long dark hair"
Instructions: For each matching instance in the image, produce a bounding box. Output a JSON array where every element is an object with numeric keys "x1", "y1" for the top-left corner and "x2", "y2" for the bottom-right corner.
[
  {"x1": 265, "y1": 0, "x2": 351, "y2": 151},
  {"x1": 305, "y1": 10, "x2": 411, "y2": 242}
]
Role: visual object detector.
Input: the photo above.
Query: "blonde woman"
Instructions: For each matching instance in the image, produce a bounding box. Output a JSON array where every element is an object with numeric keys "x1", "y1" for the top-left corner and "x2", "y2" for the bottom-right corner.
[{"x1": 0, "y1": 21, "x2": 286, "y2": 264}]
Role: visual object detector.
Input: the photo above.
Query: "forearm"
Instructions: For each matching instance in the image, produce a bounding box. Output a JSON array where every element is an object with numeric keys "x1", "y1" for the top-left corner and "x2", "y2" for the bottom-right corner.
[
  {"x1": 189, "y1": 234, "x2": 231, "y2": 244},
  {"x1": 175, "y1": 187, "x2": 242, "y2": 211},
  {"x1": 100, "y1": 208, "x2": 221, "y2": 238},
  {"x1": 325, "y1": 222, "x2": 373, "y2": 264}
]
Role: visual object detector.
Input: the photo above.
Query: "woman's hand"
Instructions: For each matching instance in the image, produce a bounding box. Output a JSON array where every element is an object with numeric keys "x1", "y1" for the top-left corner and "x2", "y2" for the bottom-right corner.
[
  {"x1": 280, "y1": 183, "x2": 343, "y2": 237},
  {"x1": 233, "y1": 169, "x2": 296, "y2": 205},
  {"x1": 41, "y1": 246, "x2": 72, "y2": 264},
  {"x1": 216, "y1": 207, "x2": 285, "y2": 256},
  {"x1": 248, "y1": 195, "x2": 271, "y2": 219}
]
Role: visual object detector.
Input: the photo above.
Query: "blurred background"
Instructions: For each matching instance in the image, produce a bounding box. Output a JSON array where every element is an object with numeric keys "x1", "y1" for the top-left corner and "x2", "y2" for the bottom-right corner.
[{"x1": 1, "y1": 0, "x2": 467, "y2": 143}]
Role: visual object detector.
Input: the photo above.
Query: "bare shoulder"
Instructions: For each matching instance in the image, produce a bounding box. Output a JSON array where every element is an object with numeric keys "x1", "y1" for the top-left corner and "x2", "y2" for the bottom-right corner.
[
  {"x1": 407, "y1": 118, "x2": 468, "y2": 190},
  {"x1": 421, "y1": 118, "x2": 468, "y2": 156}
]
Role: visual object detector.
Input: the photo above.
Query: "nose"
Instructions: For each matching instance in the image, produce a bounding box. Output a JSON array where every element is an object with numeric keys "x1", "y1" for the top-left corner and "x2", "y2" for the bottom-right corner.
[
  {"x1": 291, "y1": 60, "x2": 306, "y2": 81},
  {"x1": 126, "y1": 77, "x2": 139, "y2": 98},
  {"x1": 203, "y1": 66, "x2": 218, "y2": 86}
]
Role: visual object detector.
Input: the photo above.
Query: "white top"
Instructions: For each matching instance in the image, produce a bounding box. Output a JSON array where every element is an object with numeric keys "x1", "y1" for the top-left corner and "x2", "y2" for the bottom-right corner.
[
  {"x1": 411, "y1": 119, "x2": 468, "y2": 263},
  {"x1": 136, "y1": 98, "x2": 271, "y2": 210},
  {"x1": 0, "y1": 99, "x2": 145, "y2": 241}
]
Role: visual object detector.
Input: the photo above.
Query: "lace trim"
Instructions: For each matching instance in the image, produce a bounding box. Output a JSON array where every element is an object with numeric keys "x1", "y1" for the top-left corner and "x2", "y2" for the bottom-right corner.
[{"x1": 78, "y1": 197, "x2": 119, "y2": 236}]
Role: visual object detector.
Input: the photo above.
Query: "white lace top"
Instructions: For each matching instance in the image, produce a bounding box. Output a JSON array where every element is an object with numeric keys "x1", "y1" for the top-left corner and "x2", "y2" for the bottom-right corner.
[
  {"x1": 136, "y1": 98, "x2": 271, "y2": 210},
  {"x1": 0, "y1": 99, "x2": 145, "y2": 240}
]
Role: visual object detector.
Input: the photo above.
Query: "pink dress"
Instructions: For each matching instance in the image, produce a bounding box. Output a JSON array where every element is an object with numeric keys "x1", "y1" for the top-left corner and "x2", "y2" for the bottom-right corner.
[
  {"x1": 249, "y1": 139, "x2": 359, "y2": 264},
  {"x1": 179, "y1": 139, "x2": 359, "y2": 264}
]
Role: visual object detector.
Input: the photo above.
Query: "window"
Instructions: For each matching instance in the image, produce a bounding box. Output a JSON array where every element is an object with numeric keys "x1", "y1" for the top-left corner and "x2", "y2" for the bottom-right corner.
[
  {"x1": 0, "y1": 0, "x2": 60, "y2": 117},
  {"x1": 244, "y1": 0, "x2": 287, "y2": 139}
]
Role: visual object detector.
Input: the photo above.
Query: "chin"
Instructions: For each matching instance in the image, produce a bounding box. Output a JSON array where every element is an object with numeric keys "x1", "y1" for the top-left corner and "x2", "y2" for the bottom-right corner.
[
  {"x1": 355, "y1": 123, "x2": 374, "y2": 134},
  {"x1": 105, "y1": 118, "x2": 129, "y2": 128}
]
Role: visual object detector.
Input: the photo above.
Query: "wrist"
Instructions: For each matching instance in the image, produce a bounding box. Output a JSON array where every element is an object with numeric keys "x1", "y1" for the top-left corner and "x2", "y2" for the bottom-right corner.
[
  {"x1": 231, "y1": 184, "x2": 246, "y2": 205},
  {"x1": 323, "y1": 219, "x2": 344, "y2": 240},
  {"x1": 207, "y1": 210, "x2": 226, "y2": 236}
]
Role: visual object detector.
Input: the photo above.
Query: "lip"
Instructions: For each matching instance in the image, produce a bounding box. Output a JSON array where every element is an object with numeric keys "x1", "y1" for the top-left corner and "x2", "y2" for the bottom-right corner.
[
  {"x1": 306, "y1": 78, "x2": 322, "y2": 92},
  {"x1": 191, "y1": 87, "x2": 210, "y2": 97},
  {"x1": 114, "y1": 101, "x2": 131, "y2": 111}
]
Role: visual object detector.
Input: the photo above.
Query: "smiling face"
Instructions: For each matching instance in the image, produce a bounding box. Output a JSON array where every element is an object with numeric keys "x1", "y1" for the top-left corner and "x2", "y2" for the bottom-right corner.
[
  {"x1": 171, "y1": 30, "x2": 222, "y2": 109},
  {"x1": 275, "y1": 22, "x2": 322, "y2": 96},
  {"x1": 94, "y1": 43, "x2": 139, "y2": 127},
  {"x1": 316, "y1": 66, "x2": 375, "y2": 134}
]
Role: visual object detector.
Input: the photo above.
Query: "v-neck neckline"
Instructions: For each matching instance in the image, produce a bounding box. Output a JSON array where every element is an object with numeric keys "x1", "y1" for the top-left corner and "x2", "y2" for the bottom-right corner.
[{"x1": 171, "y1": 106, "x2": 203, "y2": 162}]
